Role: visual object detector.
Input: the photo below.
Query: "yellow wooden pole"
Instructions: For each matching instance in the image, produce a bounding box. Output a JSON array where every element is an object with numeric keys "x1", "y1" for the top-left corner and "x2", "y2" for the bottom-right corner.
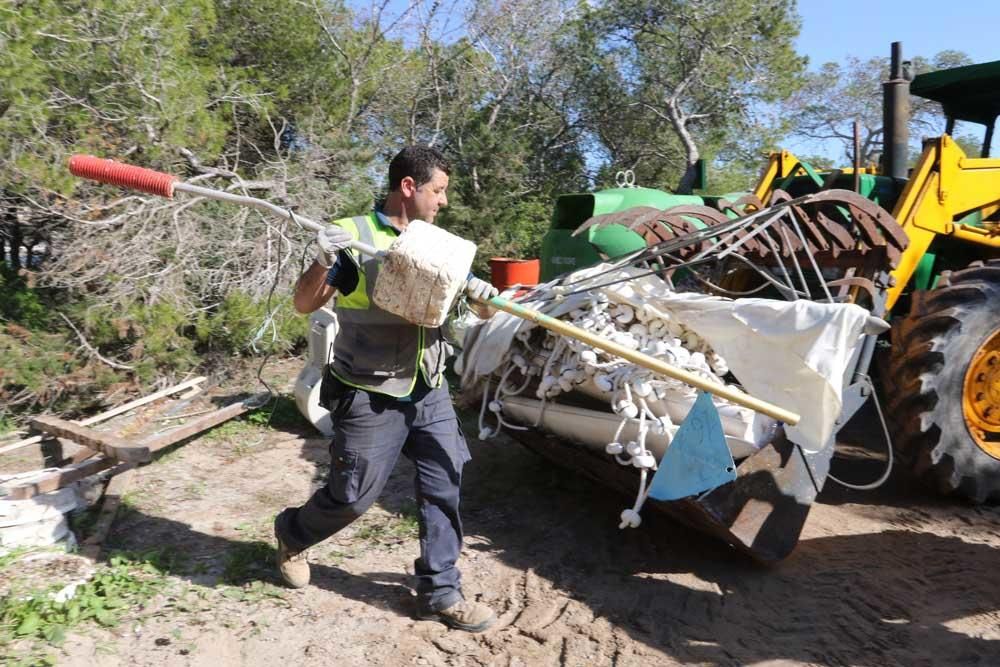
[{"x1": 474, "y1": 295, "x2": 802, "y2": 426}]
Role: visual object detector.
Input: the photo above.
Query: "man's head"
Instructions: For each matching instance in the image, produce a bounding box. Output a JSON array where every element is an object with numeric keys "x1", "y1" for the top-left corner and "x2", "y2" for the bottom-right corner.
[{"x1": 388, "y1": 145, "x2": 450, "y2": 224}]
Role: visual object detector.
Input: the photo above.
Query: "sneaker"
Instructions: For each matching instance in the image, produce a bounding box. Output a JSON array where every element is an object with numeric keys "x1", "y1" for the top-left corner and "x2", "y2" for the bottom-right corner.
[
  {"x1": 274, "y1": 520, "x2": 310, "y2": 589},
  {"x1": 418, "y1": 599, "x2": 496, "y2": 633}
]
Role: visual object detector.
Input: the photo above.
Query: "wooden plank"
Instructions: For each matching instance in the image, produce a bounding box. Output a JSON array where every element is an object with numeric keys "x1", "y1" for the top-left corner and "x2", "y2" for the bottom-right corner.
[
  {"x1": 0, "y1": 434, "x2": 50, "y2": 457},
  {"x1": 143, "y1": 396, "x2": 262, "y2": 453},
  {"x1": 78, "y1": 376, "x2": 207, "y2": 425},
  {"x1": 5, "y1": 456, "x2": 117, "y2": 500},
  {"x1": 80, "y1": 465, "x2": 137, "y2": 561},
  {"x1": 0, "y1": 376, "x2": 206, "y2": 456},
  {"x1": 30, "y1": 417, "x2": 150, "y2": 463},
  {"x1": 0, "y1": 435, "x2": 98, "y2": 468},
  {"x1": 45, "y1": 437, "x2": 98, "y2": 467}
]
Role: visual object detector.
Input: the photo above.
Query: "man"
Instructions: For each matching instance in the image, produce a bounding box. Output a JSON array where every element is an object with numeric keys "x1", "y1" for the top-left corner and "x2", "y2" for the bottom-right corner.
[{"x1": 275, "y1": 145, "x2": 499, "y2": 632}]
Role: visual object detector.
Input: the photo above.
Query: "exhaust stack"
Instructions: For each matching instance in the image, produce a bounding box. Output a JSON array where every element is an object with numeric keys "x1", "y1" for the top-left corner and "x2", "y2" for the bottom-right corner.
[{"x1": 882, "y1": 42, "x2": 912, "y2": 180}]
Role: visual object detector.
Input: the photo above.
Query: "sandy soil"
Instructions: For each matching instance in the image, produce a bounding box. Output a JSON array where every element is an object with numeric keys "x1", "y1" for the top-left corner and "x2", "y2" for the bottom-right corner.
[{"x1": 7, "y1": 362, "x2": 1000, "y2": 666}]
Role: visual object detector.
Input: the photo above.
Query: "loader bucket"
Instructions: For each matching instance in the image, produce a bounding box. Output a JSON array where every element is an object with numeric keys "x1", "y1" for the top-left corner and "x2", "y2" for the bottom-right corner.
[{"x1": 508, "y1": 422, "x2": 820, "y2": 562}]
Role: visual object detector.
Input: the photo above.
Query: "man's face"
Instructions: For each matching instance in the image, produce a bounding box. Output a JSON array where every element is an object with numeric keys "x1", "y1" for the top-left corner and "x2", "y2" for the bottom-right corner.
[{"x1": 403, "y1": 168, "x2": 449, "y2": 223}]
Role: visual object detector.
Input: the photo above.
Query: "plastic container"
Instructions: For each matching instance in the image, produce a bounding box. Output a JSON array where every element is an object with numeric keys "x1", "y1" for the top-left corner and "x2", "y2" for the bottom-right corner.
[
  {"x1": 489, "y1": 258, "x2": 540, "y2": 290},
  {"x1": 293, "y1": 307, "x2": 338, "y2": 437},
  {"x1": 540, "y1": 187, "x2": 704, "y2": 281}
]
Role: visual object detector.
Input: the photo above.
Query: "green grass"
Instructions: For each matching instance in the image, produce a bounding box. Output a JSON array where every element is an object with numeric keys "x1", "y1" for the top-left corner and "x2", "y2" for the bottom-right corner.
[
  {"x1": 184, "y1": 481, "x2": 208, "y2": 499},
  {"x1": 67, "y1": 506, "x2": 100, "y2": 538},
  {"x1": 117, "y1": 487, "x2": 161, "y2": 517},
  {"x1": 222, "y1": 541, "x2": 275, "y2": 584},
  {"x1": 0, "y1": 547, "x2": 53, "y2": 571},
  {"x1": 0, "y1": 414, "x2": 16, "y2": 437},
  {"x1": 217, "y1": 541, "x2": 289, "y2": 604},
  {"x1": 203, "y1": 396, "x2": 309, "y2": 457},
  {"x1": 243, "y1": 394, "x2": 309, "y2": 430},
  {"x1": 324, "y1": 548, "x2": 354, "y2": 565},
  {"x1": 217, "y1": 581, "x2": 287, "y2": 605},
  {"x1": 203, "y1": 419, "x2": 260, "y2": 442},
  {"x1": 353, "y1": 503, "x2": 420, "y2": 544}
]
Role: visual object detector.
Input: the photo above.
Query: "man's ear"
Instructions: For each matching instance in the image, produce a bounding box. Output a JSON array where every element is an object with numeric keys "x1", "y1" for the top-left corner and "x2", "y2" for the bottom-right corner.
[{"x1": 400, "y1": 175, "x2": 416, "y2": 198}]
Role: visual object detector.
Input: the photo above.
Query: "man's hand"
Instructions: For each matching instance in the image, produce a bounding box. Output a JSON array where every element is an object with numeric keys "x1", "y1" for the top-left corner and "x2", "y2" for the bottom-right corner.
[
  {"x1": 464, "y1": 276, "x2": 498, "y2": 303},
  {"x1": 316, "y1": 225, "x2": 353, "y2": 268}
]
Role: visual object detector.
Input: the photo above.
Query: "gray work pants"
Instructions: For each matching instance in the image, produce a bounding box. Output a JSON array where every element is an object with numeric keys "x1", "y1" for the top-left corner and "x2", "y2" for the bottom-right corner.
[{"x1": 277, "y1": 379, "x2": 471, "y2": 612}]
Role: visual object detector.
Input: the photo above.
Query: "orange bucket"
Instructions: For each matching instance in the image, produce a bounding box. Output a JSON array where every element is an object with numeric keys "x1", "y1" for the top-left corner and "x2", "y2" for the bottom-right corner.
[{"x1": 489, "y1": 258, "x2": 540, "y2": 290}]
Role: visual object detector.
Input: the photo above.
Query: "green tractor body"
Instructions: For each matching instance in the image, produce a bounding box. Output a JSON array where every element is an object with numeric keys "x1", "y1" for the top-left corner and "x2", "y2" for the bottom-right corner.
[{"x1": 540, "y1": 188, "x2": 703, "y2": 281}]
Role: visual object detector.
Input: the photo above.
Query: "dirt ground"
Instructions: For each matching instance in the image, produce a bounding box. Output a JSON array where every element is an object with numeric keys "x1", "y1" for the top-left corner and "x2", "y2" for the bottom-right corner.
[{"x1": 7, "y1": 360, "x2": 1000, "y2": 666}]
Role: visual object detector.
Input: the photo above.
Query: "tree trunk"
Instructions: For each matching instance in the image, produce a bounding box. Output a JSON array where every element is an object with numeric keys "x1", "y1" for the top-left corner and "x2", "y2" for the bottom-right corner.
[
  {"x1": 7, "y1": 216, "x2": 22, "y2": 271},
  {"x1": 666, "y1": 103, "x2": 700, "y2": 194},
  {"x1": 676, "y1": 160, "x2": 700, "y2": 195}
]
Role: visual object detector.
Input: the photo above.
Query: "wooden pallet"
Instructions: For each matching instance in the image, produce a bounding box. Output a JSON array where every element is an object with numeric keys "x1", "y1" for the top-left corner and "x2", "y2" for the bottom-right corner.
[{"x1": 1, "y1": 383, "x2": 267, "y2": 559}]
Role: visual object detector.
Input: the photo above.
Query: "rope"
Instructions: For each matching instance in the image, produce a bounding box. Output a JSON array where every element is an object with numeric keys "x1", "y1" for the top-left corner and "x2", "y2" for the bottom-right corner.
[
  {"x1": 247, "y1": 208, "x2": 311, "y2": 420},
  {"x1": 826, "y1": 375, "x2": 894, "y2": 491}
]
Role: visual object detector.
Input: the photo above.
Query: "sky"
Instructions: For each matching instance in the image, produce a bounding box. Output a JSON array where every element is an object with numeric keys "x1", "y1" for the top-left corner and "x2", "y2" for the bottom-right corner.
[
  {"x1": 789, "y1": 0, "x2": 1000, "y2": 158},
  {"x1": 796, "y1": 0, "x2": 1000, "y2": 67}
]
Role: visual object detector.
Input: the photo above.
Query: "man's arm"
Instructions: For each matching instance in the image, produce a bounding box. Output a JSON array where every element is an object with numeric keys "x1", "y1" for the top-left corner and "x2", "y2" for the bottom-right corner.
[
  {"x1": 295, "y1": 224, "x2": 356, "y2": 313},
  {"x1": 294, "y1": 261, "x2": 336, "y2": 313}
]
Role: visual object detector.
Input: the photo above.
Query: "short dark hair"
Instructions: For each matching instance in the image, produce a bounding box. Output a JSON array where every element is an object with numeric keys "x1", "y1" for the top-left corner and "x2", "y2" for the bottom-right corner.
[{"x1": 388, "y1": 145, "x2": 451, "y2": 191}]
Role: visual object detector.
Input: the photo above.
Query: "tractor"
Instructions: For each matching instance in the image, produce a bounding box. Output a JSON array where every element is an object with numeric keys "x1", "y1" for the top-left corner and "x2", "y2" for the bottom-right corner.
[
  {"x1": 495, "y1": 43, "x2": 1000, "y2": 560},
  {"x1": 744, "y1": 45, "x2": 1000, "y2": 503},
  {"x1": 538, "y1": 43, "x2": 1000, "y2": 506},
  {"x1": 292, "y1": 43, "x2": 1000, "y2": 560}
]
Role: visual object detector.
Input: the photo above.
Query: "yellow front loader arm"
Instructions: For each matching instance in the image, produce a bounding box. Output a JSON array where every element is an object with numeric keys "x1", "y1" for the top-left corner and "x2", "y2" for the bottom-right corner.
[
  {"x1": 752, "y1": 150, "x2": 804, "y2": 204},
  {"x1": 887, "y1": 136, "x2": 1000, "y2": 311}
]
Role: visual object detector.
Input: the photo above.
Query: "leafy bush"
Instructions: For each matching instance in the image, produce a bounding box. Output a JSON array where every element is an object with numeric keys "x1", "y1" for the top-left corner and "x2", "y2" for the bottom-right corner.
[
  {"x1": 439, "y1": 194, "x2": 553, "y2": 277},
  {"x1": 0, "y1": 280, "x2": 309, "y2": 422},
  {"x1": 74, "y1": 301, "x2": 201, "y2": 384},
  {"x1": 0, "y1": 551, "x2": 170, "y2": 649},
  {"x1": 0, "y1": 324, "x2": 88, "y2": 411},
  {"x1": 194, "y1": 292, "x2": 307, "y2": 355},
  {"x1": 0, "y1": 269, "x2": 50, "y2": 330},
  {"x1": 66, "y1": 292, "x2": 307, "y2": 383}
]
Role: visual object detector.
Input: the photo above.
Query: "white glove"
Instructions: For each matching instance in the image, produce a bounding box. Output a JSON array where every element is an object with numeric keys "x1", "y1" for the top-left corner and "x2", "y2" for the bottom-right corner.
[
  {"x1": 465, "y1": 276, "x2": 498, "y2": 302},
  {"x1": 316, "y1": 225, "x2": 353, "y2": 268}
]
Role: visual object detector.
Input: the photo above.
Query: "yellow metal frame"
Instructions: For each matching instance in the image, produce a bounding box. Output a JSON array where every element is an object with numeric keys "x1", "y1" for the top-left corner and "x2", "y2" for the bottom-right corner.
[
  {"x1": 752, "y1": 150, "x2": 801, "y2": 204},
  {"x1": 752, "y1": 150, "x2": 878, "y2": 206},
  {"x1": 886, "y1": 136, "x2": 1000, "y2": 310}
]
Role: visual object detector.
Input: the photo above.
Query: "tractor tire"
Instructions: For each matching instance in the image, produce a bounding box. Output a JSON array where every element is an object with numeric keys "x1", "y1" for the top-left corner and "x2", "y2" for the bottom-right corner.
[{"x1": 887, "y1": 260, "x2": 1000, "y2": 503}]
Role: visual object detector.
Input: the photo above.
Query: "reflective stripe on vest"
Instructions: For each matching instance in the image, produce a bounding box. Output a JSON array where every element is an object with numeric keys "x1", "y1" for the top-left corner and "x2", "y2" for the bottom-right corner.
[{"x1": 330, "y1": 213, "x2": 452, "y2": 397}]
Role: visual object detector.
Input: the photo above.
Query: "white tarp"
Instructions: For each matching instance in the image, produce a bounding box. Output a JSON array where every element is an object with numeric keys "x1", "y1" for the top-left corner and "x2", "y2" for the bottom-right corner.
[{"x1": 461, "y1": 264, "x2": 871, "y2": 454}]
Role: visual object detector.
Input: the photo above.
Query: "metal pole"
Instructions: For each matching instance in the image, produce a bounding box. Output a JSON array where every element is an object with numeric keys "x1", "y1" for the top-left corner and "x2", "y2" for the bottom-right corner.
[
  {"x1": 853, "y1": 119, "x2": 861, "y2": 192},
  {"x1": 173, "y1": 182, "x2": 381, "y2": 259}
]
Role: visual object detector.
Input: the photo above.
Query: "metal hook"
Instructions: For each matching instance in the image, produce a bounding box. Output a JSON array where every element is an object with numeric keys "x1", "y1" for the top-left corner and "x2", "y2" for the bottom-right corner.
[{"x1": 615, "y1": 170, "x2": 637, "y2": 188}]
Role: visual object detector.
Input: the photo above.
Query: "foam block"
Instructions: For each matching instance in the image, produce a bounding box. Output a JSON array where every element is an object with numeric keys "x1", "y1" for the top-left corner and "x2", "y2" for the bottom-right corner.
[{"x1": 372, "y1": 220, "x2": 477, "y2": 328}]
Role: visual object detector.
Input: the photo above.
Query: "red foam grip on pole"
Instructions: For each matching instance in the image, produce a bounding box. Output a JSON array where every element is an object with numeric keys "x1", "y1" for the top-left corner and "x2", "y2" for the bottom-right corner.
[{"x1": 69, "y1": 155, "x2": 178, "y2": 198}]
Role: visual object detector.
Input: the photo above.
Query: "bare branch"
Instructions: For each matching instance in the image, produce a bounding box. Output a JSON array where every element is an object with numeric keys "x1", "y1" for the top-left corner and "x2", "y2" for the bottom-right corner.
[{"x1": 58, "y1": 312, "x2": 135, "y2": 371}]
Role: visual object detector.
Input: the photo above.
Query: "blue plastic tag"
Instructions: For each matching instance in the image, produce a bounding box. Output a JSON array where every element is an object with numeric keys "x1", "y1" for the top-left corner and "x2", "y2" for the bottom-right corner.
[{"x1": 647, "y1": 391, "x2": 737, "y2": 501}]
